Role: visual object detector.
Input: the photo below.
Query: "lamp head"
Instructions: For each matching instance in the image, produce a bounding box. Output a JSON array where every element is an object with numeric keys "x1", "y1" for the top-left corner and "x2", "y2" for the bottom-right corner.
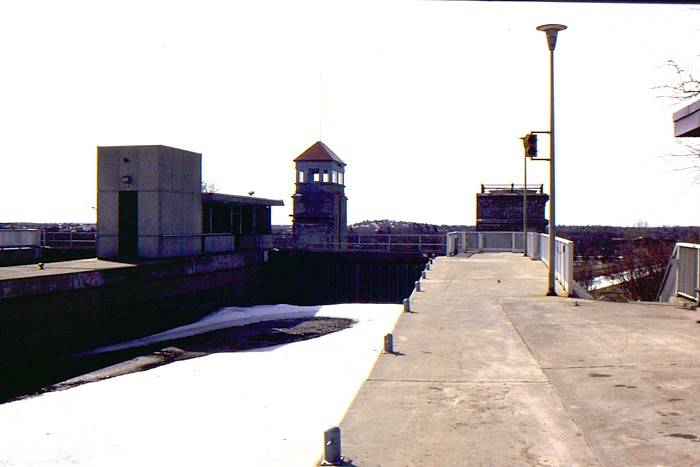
[{"x1": 536, "y1": 24, "x2": 567, "y2": 51}]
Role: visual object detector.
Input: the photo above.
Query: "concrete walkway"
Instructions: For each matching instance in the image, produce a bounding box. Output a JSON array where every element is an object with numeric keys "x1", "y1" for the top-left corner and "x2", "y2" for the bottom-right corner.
[
  {"x1": 340, "y1": 253, "x2": 700, "y2": 466},
  {"x1": 0, "y1": 258, "x2": 135, "y2": 281}
]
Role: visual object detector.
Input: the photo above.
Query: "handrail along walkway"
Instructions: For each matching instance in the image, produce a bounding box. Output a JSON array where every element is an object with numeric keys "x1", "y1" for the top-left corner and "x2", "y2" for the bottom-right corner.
[{"x1": 445, "y1": 230, "x2": 574, "y2": 296}]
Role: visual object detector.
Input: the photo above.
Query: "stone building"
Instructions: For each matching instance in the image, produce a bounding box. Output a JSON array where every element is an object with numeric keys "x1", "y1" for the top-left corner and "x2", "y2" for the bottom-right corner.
[
  {"x1": 476, "y1": 184, "x2": 549, "y2": 232},
  {"x1": 291, "y1": 141, "x2": 347, "y2": 248}
]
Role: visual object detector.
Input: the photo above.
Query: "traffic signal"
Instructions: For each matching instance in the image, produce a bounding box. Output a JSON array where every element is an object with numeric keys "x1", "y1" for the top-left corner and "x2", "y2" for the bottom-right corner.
[{"x1": 522, "y1": 133, "x2": 537, "y2": 157}]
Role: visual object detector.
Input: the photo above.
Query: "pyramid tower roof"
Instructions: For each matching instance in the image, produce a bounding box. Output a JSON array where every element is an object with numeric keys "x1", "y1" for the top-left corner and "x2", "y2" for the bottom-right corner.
[{"x1": 293, "y1": 141, "x2": 346, "y2": 166}]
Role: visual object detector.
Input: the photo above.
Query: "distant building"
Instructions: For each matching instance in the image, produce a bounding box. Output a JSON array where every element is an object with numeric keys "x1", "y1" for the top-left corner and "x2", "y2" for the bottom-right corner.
[
  {"x1": 97, "y1": 145, "x2": 283, "y2": 258},
  {"x1": 291, "y1": 141, "x2": 347, "y2": 248},
  {"x1": 476, "y1": 184, "x2": 549, "y2": 233}
]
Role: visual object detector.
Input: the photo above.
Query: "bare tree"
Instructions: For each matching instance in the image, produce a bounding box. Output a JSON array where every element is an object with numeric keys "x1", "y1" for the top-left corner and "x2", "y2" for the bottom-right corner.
[
  {"x1": 574, "y1": 259, "x2": 604, "y2": 292},
  {"x1": 657, "y1": 60, "x2": 700, "y2": 180},
  {"x1": 603, "y1": 240, "x2": 673, "y2": 302},
  {"x1": 657, "y1": 60, "x2": 700, "y2": 103},
  {"x1": 201, "y1": 181, "x2": 218, "y2": 193}
]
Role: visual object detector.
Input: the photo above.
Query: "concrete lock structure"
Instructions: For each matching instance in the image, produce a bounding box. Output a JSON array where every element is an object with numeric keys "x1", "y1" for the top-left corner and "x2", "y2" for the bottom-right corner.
[
  {"x1": 292, "y1": 141, "x2": 347, "y2": 249},
  {"x1": 97, "y1": 145, "x2": 283, "y2": 259}
]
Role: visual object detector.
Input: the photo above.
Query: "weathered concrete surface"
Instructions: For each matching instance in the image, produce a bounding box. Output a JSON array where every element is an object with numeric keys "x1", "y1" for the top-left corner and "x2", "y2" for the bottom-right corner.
[
  {"x1": 0, "y1": 253, "x2": 269, "y2": 368},
  {"x1": 0, "y1": 253, "x2": 264, "y2": 300},
  {"x1": 340, "y1": 253, "x2": 700, "y2": 466}
]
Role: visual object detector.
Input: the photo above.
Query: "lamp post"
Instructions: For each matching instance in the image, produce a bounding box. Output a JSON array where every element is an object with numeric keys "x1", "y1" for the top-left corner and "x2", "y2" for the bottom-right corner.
[
  {"x1": 523, "y1": 146, "x2": 528, "y2": 257},
  {"x1": 536, "y1": 23, "x2": 566, "y2": 297}
]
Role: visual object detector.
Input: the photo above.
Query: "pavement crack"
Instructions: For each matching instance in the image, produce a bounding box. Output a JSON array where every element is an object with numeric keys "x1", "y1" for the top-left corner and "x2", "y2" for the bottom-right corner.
[
  {"x1": 500, "y1": 304, "x2": 604, "y2": 466},
  {"x1": 618, "y1": 335, "x2": 629, "y2": 366}
]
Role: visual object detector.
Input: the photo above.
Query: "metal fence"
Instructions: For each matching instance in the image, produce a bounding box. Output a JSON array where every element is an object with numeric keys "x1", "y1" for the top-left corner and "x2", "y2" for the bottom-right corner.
[
  {"x1": 269, "y1": 233, "x2": 446, "y2": 254},
  {"x1": 445, "y1": 231, "x2": 525, "y2": 255},
  {"x1": 658, "y1": 242, "x2": 700, "y2": 303},
  {"x1": 527, "y1": 232, "x2": 574, "y2": 296},
  {"x1": 446, "y1": 231, "x2": 574, "y2": 296},
  {"x1": 44, "y1": 231, "x2": 96, "y2": 250}
]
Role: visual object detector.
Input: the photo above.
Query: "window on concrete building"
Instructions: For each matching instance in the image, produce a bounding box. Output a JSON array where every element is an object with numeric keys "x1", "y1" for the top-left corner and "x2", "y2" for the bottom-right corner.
[
  {"x1": 339, "y1": 172, "x2": 344, "y2": 185},
  {"x1": 298, "y1": 170, "x2": 305, "y2": 183},
  {"x1": 313, "y1": 171, "x2": 320, "y2": 183},
  {"x1": 323, "y1": 171, "x2": 330, "y2": 183},
  {"x1": 331, "y1": 171, "x2": 337, "y2": 183}
]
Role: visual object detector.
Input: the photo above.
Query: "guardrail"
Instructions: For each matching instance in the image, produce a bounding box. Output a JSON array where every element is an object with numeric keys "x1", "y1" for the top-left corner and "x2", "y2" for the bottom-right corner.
[
  {"x1": 657, "y1": 242, "x2": 700, "y2": 303},
  {"x1": 445, "y1": 231, "x2": 524, "y2": 255},
  {"x1": 446, "y1": 231, "x2": 574, "y2": 296},
  {"x1": 527, "y1": 232, "x2": 574, "y2": 296},
  {"x1": 271, "y1": 233, "x2": 446, "y2": 254},
  {"x1": 44, "y1": 231, "x2": 96, "y2": 250}
]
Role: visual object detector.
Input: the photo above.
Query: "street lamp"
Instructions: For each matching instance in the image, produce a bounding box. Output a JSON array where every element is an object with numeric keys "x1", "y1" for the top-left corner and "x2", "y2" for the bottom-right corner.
[{"x1": 536, "y1": 23, "x2": 566, "y2": 296}]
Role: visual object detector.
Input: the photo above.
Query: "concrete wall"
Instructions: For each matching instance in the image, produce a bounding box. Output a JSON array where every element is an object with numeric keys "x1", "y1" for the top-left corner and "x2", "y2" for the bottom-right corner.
[
  {"x1": 0, "y1": 230, "x2": 42, "y2": 247},
  {"x1": 0, "y1": 251, "x2": 268, "y2": 369},
  {"x1": 269, "y1": 250, "x2": 426, "y2": 305},
  {"x1": 97, "y1": 145, "x2": 202, "y2": 258}
]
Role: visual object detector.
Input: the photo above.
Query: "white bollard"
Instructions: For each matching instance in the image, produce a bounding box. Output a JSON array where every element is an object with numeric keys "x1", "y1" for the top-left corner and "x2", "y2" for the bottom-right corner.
[{"x1": 415, "y1": 280, "x2": 421, "y2": 292}]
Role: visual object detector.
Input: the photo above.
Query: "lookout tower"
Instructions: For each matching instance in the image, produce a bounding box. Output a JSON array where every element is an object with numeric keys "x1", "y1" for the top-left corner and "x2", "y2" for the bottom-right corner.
[{"x1": 292, "y1": 141, "x2": 347, "y2": 247}]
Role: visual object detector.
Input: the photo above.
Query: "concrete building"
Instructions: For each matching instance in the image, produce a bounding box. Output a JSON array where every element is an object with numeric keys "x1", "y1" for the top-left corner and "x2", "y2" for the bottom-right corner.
[
  {"x1": 476, "y1": 184, "x2": 549, "y2": 232},
  {"x1": 292, "y1": 141, "x2": 347, "y2": 248},
  {"x1": 673, "y1": 98, "x2": 700, "y2": 137},
  {"x1": 97, "y1": 145, "x2": 203, "y2": 258},
  {"x1": 97, "y1": 145, "x2": 282, "y2": 259},
  {"x1": 202, "y1": 193, "x2": 282, "y2": 251}
]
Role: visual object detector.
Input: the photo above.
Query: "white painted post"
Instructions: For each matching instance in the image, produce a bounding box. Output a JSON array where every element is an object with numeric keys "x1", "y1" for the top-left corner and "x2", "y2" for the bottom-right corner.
[
  {"x1": 696, "y1": 248, "x2": 700, "y2": 302},
  {"x1": 566, "y1": 241, "x2": 574, "y2": 297},
  {"x1": 674, "y1": 246, "x2": 681, "y2": 298},
  {"x1": 512, "y1": 232, "x2": 516, "y2": 252}
]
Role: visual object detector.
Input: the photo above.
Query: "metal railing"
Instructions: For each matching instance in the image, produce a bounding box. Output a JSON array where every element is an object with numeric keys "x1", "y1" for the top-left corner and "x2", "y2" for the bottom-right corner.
[
  {"x1": 44, "y1": 231, "x2": 96, "y2": 249},
  {"x1": 445, "y1": 231, "x2": 525, "y2": 255},
  {"x1": 480, "y1": 184, "x2": 545, "y2": 194},
  {"x1": 527, "y1": 232, "x2": 574, "y2": 296},
  {"x1": 270, "y1": 233, "x2": 446, "y2": 254},
  {"x1": 657, "y1": 242, "x2": 700, "y2": 303},
  {"x1": 446, "y1": 231, "x2": 574, "y2": 296}
]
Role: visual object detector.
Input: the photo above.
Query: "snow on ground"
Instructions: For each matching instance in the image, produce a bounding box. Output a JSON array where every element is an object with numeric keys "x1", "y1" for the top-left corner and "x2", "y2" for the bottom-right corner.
[{"x1": 0, "y1": 303, "x2": 402, "y2": 467}]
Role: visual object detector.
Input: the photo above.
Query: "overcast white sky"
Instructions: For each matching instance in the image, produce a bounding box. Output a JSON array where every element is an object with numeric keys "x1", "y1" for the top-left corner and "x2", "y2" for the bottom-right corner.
[{"x1": 1, "y1": 1, "x2": 699, "y2": 227}]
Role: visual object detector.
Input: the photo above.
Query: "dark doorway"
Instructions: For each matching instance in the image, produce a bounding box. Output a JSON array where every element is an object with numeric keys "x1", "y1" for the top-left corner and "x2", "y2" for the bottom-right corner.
[{"x1": 118, "y1": 191, "x2": 138, "y2": 256}]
